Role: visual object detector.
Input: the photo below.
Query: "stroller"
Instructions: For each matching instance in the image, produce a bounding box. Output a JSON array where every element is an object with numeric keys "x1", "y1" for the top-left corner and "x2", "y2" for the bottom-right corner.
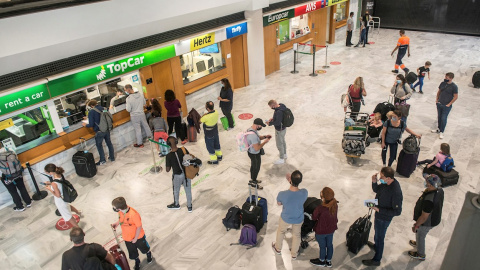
[{"x1": 300, "y1": 197, "x2": 323, "y2": 249}]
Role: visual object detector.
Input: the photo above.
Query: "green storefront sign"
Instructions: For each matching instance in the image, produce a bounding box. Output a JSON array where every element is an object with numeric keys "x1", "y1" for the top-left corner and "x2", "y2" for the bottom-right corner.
[
  {"x1": 263, "y1": 9, "x2": 295, "y2": 26},
  {"x1": 328, "y1": 0, "x2": 347, "y2": 6},
  {"x1": 0, "y1": 84, "x2": 50, "y2": 117},
  {"x1": 48, "y1": 45, "x2": 176, "y2": 97}
]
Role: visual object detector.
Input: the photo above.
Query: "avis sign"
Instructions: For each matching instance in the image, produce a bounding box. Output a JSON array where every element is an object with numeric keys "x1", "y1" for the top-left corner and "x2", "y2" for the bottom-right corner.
[{"x1": 294, "y1": 0, "x2": 328, "y2": 16}]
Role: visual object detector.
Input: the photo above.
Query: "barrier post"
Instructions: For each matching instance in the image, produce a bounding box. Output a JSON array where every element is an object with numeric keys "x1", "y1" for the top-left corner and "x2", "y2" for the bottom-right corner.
[
  {"x1": 291, "y1": 43, "x2": 299, "y2": 74},
  {"x1": 26, "y1": 162, "x2": 48, "y2": 201},
  {"x1": 148, "y1": 140, "x2": 162, "y2": 173},
  {"x1": 322, "y1": 45, "x2": 330, "y2": 68},
  {"x1": 310, "y1": 45, "x2": 318, "y2": 77}
]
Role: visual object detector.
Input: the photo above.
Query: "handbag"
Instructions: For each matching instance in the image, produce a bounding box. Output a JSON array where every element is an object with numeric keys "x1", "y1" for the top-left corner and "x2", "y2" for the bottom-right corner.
[
  {"x1": 180, "y1": 147, "x2": 200, "y2": 179},
  {"x1": 395, "y1": 101, "x2": 410, "y2": 117},
  {"x1": 259, "y1": 148, "x2": 265, "y2": 155}
]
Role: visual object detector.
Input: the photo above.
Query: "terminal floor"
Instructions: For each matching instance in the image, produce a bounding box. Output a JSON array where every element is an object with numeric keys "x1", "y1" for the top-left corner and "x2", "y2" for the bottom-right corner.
[{"x1": 1, "y1": 29, "x2": 480, "y2": 270}]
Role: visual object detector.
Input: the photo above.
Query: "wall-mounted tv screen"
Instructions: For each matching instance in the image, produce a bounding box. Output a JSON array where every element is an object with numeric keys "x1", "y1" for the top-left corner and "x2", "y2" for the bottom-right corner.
[{"x1": 199, "y1": 43, "x2": 219, "y2": 54}]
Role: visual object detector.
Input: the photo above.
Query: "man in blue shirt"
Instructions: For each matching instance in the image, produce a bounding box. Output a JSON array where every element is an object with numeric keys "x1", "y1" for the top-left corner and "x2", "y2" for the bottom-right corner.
[
  {"x1": 272, "y1": 170, "x2": 308, "y2": 260},
  {"x1": 82, "y1": 100, "x2": 115, "y2": 165},
  {"x1": 431, "y1": 72, "x2": 458, "y2": 139}
]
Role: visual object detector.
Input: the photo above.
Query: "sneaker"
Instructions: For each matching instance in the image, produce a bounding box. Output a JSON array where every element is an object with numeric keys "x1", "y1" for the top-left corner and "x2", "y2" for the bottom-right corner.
[
  {"x1": 392, "y1": 69, "x2": 399, "y2": 73},
  {"x1": 95, "y1": 161, "x2": 106, "y2": 166},
  {"x1": 147, "y1": 251, "x2": 153, "y2": 264},
  {"x1": 431, "y1": 129, "x2": 440, "y2": 133},
  {"x1": 108, "y1": 157, "x2": 115, "y2": 162},
  {"x1": 188, "y1": 206, "x2": 193, "y2": 213},
  {"x1": 14, "y1": 206, "x2": 25, "y2": 212},
  {"x1": 408, "y1": 251, "x2": 426, "y2": 261},
  {"x1": 354, "y1": 44, "x2": 359, "y2": 47},
  {"x1": 439, "y1": 132, "x2": 444, "y2": 139},
  {"x1": 362, "y1": 259, "x2": 380, "y2": 266},
  {"x1": 167, "y1": 203, "x2": 180, "y2": 210},
  {"x1": 309, "y1": 258, "x2": 325, "y2": 266},
  {"x1": 272, "y1": 242, "x2": 281, "y2": 255},
  {"x1": 273, "y1": 159, "x2": 285, "y2": 165},
  {"x1": 134, "y1": 259, "x2": 141, "y2": 270},
  {"x1": 325, "y1": 260, "x2": 332, "y2": 268},
  {"x1": 249, "y1": 183, "x2": 263, "y2": 190},
  {"x1": 249, "y1": 180, "x2": 262, "y2": 184},
  {"x1": 217, "y1": 155, "x2": 223, "y2": 161},
  {"x1": 419, "y1": 91, "x2": 424, "y2": 94},
  {"x1": 26, "y1": 201, "x2": 32, "y2": 208},
  {"x1": 207, "y1": 160, "x2": 219, "y2": 165},
  {"x1": 284, "y1": 154, "x2": 288, "y2": 159},
  {"x1": 133, "y1": 144, "x2": 144, "y2": 148},
  {"x1": 409, "y1": 240, "x2": 417, "y2": 247},
  {"x1": 367, "y1": 241, "x2": 375, "y2": 249}
]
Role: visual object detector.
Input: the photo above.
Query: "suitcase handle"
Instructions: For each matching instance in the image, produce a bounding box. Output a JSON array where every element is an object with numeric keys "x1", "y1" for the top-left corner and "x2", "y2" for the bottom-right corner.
[
  {"x1": 111, "y1": 225, "x2": 123, "y2": 251},
  {"x1": 79, "y1": 137, "x2": 88, "y2": 152},
  {"x1": 248, "y1": 183, "x2": 259, "y2": 206},
  {"x1": 364, "y1": 208, "x2": 373, "y2": 231}
]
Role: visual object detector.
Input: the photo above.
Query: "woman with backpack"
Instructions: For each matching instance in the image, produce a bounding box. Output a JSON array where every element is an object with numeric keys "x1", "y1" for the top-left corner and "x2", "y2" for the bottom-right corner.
[
  {"x1": 417, "y1": 143, "x2": 452, "y2": 170},
  {"x1": 391, "y1": 74, "x2": 413, "y2": 104},
  {"x1": 347, "y1": 77, "x2": 367, "y2": 119},
  {"x1": 44, "y1": 164, "x2": 81, "y2": 228},
  {"x1": 381, "y1": 110, "x2": 422, "y2": 167}
]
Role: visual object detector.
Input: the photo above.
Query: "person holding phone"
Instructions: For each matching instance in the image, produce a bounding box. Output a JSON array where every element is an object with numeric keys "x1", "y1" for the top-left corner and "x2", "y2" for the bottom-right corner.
[{"x1": 245, "y1": 118, "x2": 271, "y2": 190}]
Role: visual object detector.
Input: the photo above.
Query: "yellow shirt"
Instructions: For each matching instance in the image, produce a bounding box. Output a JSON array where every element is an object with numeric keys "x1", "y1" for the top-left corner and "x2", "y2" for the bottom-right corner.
[{"x1": 200, "y1": 110, "x2": 219, "y2": 127}]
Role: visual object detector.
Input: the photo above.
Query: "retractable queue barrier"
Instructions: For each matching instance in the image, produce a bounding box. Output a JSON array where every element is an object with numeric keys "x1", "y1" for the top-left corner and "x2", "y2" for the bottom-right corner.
[
  {"x1": 26, "y1": 162, "x2": 48, "y2": 201},
  {"x1": 148, "y1": 139, "x2": 168, "y2": 173},
  {"x1": 291, "y1": 43, "x2": 328, "y2": 76}
]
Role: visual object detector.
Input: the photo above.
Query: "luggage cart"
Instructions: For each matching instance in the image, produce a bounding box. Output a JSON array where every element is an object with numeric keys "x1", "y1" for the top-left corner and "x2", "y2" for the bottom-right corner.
[{"x1": 342, "y1": 112, "x2": 370, "y2": 165}]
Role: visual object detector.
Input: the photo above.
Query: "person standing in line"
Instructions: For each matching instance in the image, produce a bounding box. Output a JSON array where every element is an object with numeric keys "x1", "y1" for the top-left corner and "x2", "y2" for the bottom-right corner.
[
  {"x1": 346, "y1": 12, "x2": 355, "y2": 47},
  {"x1": 310, "y1": 187, "x2": 338, "y2": 268},
  {"x1": 83, "y1": 100, "x2": 115, "y2": 165},
  {"x1": 362, "y1": 167, "x2": 403, "y2": 267},
  {"x1": 354, "y1": 19, "x2": 366, "y2": 47},
  {"x1": 61, "y1": 227, "x2": 117, "y2": 270},
  {"x1": 44, "y1": 164, "x2": 81, "y2": 228},
  {"x1": 200, "y1": 101, "x2": 223, "y2": 165},
  {"x1": 431, "y1": 72, "x2": 458, "y2": 139},
  {"x1": 218, "y1": 78, "x2": 234, "y2": 130},
  {"x1": 165, "y1": 136, "x2": 193, "y2": 211},
  {"x1": 245, "y1": 118, "x2": 271, "y2": 190},
  {"x1": 164, "y1": 90, "x2": 188, "y2": 145},
  {"x1": 111, "y1": 197, "x2": 153, "y2": 270},
  {"x1": 125, "y1": 84, "x2": 152, "y2": 148},
  {"x1": 148, "y1": 110, "x2": 168, "y2": 157},
  {"x1": 363, "y1": 11, "x2": 373, "y2": 44},
  {"x1": 150, "y1": 98, "x2": 163, "y2": 116},
  {"x1": 266, "y1": 100, "x2": 287, "y2": 165},
  {"x1": 272, "y1": 171, "x2": 308, "y2": 260},
  {"x1": 347, "y1": 77, "x2": 367, "y2": 119},
  {"x1": 408, "y1": 174, "x2": 444, "y2": 261},
  {"x1": 411, "y1": 61, "x2": 431, "y2": 94},
  {"x1": 109, "y1": 89, "x2": 125, "y2": 110},
  {"x1": 391, "y1": 30, "x2": 411, "y2": 75}
]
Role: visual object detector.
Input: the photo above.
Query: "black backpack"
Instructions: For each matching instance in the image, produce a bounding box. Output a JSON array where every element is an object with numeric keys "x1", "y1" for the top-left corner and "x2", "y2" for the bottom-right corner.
[
  {"x1": 54, "y1": 176, "x2": 78, "y2": 203},
  {"x1": 222, "y1": 205, "x2": 242, "y2": 231},
  {"x1": 282, "y1": 107, "x2": 294, "y2": 127},
  {"x1": 403, "y1": 134, "x2": 421, "y2": 154}
]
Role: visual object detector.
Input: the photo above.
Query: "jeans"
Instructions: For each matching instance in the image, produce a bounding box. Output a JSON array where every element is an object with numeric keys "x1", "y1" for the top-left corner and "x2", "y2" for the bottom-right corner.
[
  {"x1": 205, "y1": 133, "x2": 222, "y2": 161},
  {"x1": 416, "y1": 226, "x2": 433, "y2": 256},
  {"x1": 95, "y1": 131, "x2": 115, "y2": 162},
  {"x1": 172, "y1": 173, "x2": 192, "y2": 207},
  {"x1": 373, "y1": 217, "x2": 392, "y2": 262},
  {"x1": 365, "y1": 26, "x2": 369, "y2": 43},
  {"x1": 413, "y1": 77, "x2": 425, "y2": 92},
  {"x1": 315, "y1": 233, "x2": 334, "y2": 261},
  {"x1": 167, "y1": 116, "x2": 185, "y2": 140},
  {"x1": 275, "y1": 129, "x2": 287, "y2": 159},
  {"x1": 221, "y1": 107, "x2": 234, "y2": 128},
  {"x1": 417, "y1": 158, "x2": 434, "y2": 166},
  {"x1": 1, "y1": 176, "x2": 31, "y2": 208},
  {"x1": 436, "y1": 103, "x2": 452, "y2": 133},
  {"x1": 130, "y1": 114, "x2": 152, "y2": 145},
  {"x1": 381, "y1": 142, "x2": 398, "y2": 166},
  {"x1": 274, "y1": 217, "x2": 303, "y2": 257},
  {"x1": 358, "y1": 29, "x2": 366, "y2": 46},
  {"x1": 248, "y1": 152, "x2": 262, "y2": 181},
  {"x1": 346, "y1": 30, "x2": 353, "y2": 45}
]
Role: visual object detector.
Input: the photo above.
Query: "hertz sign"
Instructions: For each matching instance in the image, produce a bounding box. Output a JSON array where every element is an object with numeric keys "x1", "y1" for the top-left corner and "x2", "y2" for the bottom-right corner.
[{"x1": 190, "y1": 32, "x2": 215, "y2": 51}]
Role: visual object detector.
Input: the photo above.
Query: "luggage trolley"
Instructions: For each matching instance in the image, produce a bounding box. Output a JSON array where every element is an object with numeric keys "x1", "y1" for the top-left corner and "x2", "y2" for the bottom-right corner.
[{"x1": 342, "y1": 112, "x2": 370, "y2": 165}]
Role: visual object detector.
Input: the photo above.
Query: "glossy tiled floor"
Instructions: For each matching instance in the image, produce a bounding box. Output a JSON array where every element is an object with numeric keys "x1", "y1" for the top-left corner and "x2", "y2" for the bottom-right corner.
[{"x1": 1, "y1": 29, "x2": 479, "y2": 270}]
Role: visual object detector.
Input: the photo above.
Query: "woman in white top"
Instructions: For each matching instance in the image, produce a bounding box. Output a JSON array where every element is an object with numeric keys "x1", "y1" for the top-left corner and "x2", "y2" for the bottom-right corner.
[
  {"x1": 44, "y1": 164, "x2": 81, "y2": 228},
  {"x1": 391, "y1": 74, "x2": 413, "y2": 104}
]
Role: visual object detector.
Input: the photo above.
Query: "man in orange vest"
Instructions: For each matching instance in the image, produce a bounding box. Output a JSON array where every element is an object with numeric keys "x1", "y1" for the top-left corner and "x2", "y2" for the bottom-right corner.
[{"x1": 391, "y1": 30, "x2": 410, "y2": 75}]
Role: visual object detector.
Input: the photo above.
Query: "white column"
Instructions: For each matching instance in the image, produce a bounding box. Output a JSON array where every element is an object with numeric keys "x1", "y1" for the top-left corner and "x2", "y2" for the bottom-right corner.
[
  {"x1": 46, "y1": 99, "x2": 63, "y2": 134},
  {"x1": 245, "y1": 2, "x2": 268, "y2": 85}
]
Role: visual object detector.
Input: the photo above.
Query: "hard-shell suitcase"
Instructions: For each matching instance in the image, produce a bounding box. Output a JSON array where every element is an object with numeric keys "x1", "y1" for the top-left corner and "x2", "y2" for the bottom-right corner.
[
  {"x1": 72, "y1": 138, "x2": 97, "y2": 178},
  {"x1": 396, "y1": 150, "x2": 418, "y2": 177},
  {"x1": 220, "y1": 115, "x2": 235, "y2": 130},
  {"x1": 181, "y1": 122, "x2": 188, "y2": 140},
  {"x1": 346, "y1": 208, "x2": 373, "y2": 254},
  {"x1": 472, "y1": 71, "x2": 480, "y2": 88},
  {"x1": 246, "y1": 193, "x2": 268, "y2": 224},
  {"x1": 423, "y1": 166, "x2": 459, "y2": 187},
  {"x1": 110, "y1": 225, "x2": 130, "y2": 270},
  {"x1": 242, "y1": 184, "x2": 264, "y2": 232},
  {"x1": 406, "y1": 72, "x2": 418, "y2": 84},
  {"x1": 187, "y1": 126, "x2": 197, "y2": 142}
]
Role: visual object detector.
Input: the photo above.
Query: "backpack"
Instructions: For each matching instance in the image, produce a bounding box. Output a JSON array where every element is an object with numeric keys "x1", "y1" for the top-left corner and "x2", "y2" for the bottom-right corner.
[
  {"x1": 440, "y1": 155, "x2": 454, "y2": 172},
  {"x1": 0, "y1": 150, "x2": 23, "y2": 183},
  {"x1": 53, "y1": 176, "x2": 78, "y2": 203},
  {"x1": 236, "y1": 131, "x2": 255, "y2": 152},
  {"x1": 238, "y1": 224, "x2": 257, "y2": 247},
  {"x1": 222, "y1": 205, "x2": 242, "y2": 231},
  {"x1": 92, "y1": 107, "x2": 113, "y2": 133},
  {"x1": 403, "y1": 134, "x2": 420, "y2": 154},
  {"x1": 282, "y1": 107, "x2": 294, "y2": 127},
  {"x1": 385, "y1": 120, "x2": 405, "y2": 142}
]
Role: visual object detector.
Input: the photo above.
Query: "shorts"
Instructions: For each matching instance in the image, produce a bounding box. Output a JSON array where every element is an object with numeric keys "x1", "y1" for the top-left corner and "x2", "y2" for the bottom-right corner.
[
  {"x1": 154, "y1": 131, "x2": 168, "y2": 142},
  {"x1": 125, "y1": 235, "x2": 150, "y2": 260}
]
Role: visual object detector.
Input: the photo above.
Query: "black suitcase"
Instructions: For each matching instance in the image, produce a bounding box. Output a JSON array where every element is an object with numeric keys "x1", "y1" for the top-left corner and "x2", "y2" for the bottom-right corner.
[
  {"x1": 396, "y1": 150, "x2": 418, "y2": 177},
  {"x1": 473, "y1": 71, "x2": 480, "y2": 88},
  {"x1": 72, "y1": 138, "x2": 97, "y2": 178},
  {"x1": 346, "y1": 208, "x2": 373, "y2": 254},
  {"x1": 423, "y1": 166, "x2": 459, "y2": 187},
  {"x1": 406, "y1": 72, "x2": 418, "y2": 84},
  {"x1": 241, "y1": 184, "x2": 264, "y2": 232}
]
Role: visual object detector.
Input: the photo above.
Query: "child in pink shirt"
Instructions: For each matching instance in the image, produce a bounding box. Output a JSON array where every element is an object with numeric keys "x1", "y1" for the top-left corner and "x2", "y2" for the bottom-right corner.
[{"x1": 417, "y1": 143, "x2": 450, "y2": 168}]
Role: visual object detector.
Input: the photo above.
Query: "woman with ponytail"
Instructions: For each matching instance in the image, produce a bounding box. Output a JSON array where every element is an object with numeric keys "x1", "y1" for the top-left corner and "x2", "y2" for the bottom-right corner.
[
  {"x1": 310, "y1": 187, "x2": 339, "y2": 267},
  {"x1": 44, "y1": 164, "x2": 81, "y2": 228}
]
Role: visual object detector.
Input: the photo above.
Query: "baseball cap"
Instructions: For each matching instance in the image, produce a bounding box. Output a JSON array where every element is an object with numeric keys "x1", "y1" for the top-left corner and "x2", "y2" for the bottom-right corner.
[
  {"x1": 253, "y1": 118, "x2": 266, "y2": 127},
  {"x1": 423, "y1": 173, "x2": 441, "y2": 187}
]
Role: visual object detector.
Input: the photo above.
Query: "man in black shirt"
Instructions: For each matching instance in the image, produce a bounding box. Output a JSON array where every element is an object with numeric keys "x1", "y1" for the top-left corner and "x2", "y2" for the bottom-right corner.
[
  {"x1": 363, "y1": 167, "x2": 403, "y2": 267},
  {"x1": 62, "y1": 227, "x2": 116, "y2": 270},
  {"x1": 408, "y1": 174, "x2": 444, "y2": 261},
  {"x1": 165, "y1": 136, "x2": 193, "y2": 212},
  {"x1": 431, "y1": 72, "x2": 458, "y2": 139}
]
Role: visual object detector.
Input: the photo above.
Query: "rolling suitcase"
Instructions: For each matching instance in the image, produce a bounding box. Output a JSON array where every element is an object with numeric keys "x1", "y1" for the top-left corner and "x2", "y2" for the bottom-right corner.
[
  {"x1": 406, "y1": 72, "x2": 418, "y2": 84},
  {"x1": 110, "y1": 225, "x2": 130, "y2": 270},
  {"x1": 72, "y1": 138, "x2": 97, "y2": 178},
  {"x1": 242, "y1": 184, "x2": 264, "y2": 232},
  {"x1": 181, "y1": 122, "x2": 188, "y2": 140},
  {"x1": 346, "y1": 208, "x2": 373, "y2": 254},
  {"x1": 220, "y1": 115, "x2": 235, "y2": 130},
  {"x1": 187, "y1": 125, "x2": 197, "y2": 142},
  {"x1": 472, "y1": 71, "x2": 480, "y2": 88},
  {"x1": 396, "y1": 149, "x2": 418, "y2": 177},
  {"x1": 423, "y1": 166, "x2": 459, "y2": 187},
  {"x1": 246, "y1": 191, "x2": 268, "y2": 224}
]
